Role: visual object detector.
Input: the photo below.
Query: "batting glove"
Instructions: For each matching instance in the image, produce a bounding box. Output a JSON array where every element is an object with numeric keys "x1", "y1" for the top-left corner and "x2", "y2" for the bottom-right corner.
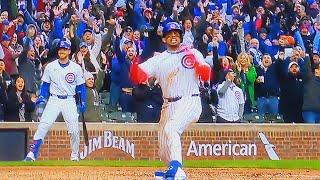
[
  {"x1": 35, "y1": 96, "x2": 47, "y2": 105},
  {"x1": 79, "y1": 102, "x2": 86, "y2": 113}
]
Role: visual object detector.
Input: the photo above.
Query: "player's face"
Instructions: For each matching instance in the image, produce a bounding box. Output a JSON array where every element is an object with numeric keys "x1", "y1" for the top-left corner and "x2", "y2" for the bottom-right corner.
[
  {"x1": 163, "y1": 30, "x2": 181, "y2": 49},
  {"x1": 85, "y1": 77, "x2": 95, "y2": 88},
  {"x1": 15, "y1": 77, "x2": 25, "y2": 91},
  {"x1": 58, "y1": 48, "x2": 70, "y2": 60}
]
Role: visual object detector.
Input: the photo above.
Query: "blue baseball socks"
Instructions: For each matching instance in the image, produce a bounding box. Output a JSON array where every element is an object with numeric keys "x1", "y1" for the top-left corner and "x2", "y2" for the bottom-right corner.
[{"x1": 24, "y1": 139, "x2": 43, "y2": 161}]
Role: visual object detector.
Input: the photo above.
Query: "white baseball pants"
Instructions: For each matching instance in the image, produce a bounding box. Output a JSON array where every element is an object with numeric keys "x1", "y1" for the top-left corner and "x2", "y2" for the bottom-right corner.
[
  {"x1": 159, "y1": 96, "x2": 202, "y2": 166},
  {"x1": 34, "y1": 96, "x2": 80, "y2": 160}
]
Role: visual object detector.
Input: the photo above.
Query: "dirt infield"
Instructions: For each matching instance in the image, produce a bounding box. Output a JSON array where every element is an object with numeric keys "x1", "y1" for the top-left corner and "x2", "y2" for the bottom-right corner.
[{"x1": 1, "y1": 167, "x2": 320, "y2": 180}]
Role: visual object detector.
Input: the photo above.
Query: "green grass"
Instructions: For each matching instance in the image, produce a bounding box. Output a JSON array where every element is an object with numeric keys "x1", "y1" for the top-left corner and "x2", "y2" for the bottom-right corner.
[{"x1": 0, "y1": 160, "x2": 319, "y2": 170}]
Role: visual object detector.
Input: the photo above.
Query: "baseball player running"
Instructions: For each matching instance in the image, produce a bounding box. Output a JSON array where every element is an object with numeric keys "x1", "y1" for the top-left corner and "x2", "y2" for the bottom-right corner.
[
  {"x1": 130, "y1": 22, "x2": 211, "y2": 179},
  {"x1": 24, "y1": 40, "x2": 86, "y2": 161}
]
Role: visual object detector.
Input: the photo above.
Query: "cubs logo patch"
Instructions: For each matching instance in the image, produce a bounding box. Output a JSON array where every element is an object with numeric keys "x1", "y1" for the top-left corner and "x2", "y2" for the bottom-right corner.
[
  {"x1": 235, "y1": 91, "x2": 241, "y2": 100},
  {"x1": 181, "y1": 55, "x2": 195, "y2": 69},
  {"x1": 65, "y1": 73, "x2": 75, "y2": 83},
  {"x1": 170, "y1": 23, "x2": 177, "y2": 29}
]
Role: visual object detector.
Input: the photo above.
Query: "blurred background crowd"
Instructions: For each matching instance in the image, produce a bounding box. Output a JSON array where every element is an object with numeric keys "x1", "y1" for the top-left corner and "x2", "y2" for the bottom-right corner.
[{"x1": 0, "y1": 0, "x2": 320, "y2": 123}]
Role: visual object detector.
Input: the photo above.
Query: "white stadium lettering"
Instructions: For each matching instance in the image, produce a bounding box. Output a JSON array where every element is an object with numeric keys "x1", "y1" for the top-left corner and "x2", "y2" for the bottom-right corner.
[{"x1": 80, "y1": 131, "x2": 135, "y2": 159}]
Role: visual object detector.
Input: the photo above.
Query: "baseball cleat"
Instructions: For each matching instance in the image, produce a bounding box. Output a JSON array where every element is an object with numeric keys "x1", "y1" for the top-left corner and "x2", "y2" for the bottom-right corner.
[
  {"x1": 163, "y1": 161, "x2": 187, "y2": 180},
  {"x1": 71, "y1": 157, "x2": 79, "y2": 162},
  {"x1": 23, "y1": 152, "x2": 36, "y2": 161},
  {"x1": 155, "y1": 171, "x2": 165, "y2": 180},
  {"x1": 164, "y1": 167, "x2": 187, "y2": 180}
]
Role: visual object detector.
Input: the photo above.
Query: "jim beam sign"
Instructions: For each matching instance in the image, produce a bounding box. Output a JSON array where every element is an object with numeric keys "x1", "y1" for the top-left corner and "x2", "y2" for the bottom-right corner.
[{"x1": 80, "y1": 131, "x2": 135, "y2": 159}]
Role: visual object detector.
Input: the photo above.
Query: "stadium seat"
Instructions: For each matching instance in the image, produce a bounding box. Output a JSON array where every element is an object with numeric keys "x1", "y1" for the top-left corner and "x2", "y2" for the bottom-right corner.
[
  {"x1": 264, "y1": 114, "x2": 284, "y2": 123},
  {"x1": 98, "y1": 91, "x2": 110, "y2": 105},
  {"x1": 242, "y1": 113, "x2": 265, "y2": 123},
  {"x1": 104, "y1": 104, "x2": 118, "y2": 112},
  {"x1": 108, "y1": 112, "x2": 137, "y2": 123}
]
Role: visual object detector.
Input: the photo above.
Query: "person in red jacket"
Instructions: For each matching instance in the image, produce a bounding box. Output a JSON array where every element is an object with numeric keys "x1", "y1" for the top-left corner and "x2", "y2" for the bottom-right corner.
[{"x1": 130, "y1": 21, "x2": 210, "y2": 179}]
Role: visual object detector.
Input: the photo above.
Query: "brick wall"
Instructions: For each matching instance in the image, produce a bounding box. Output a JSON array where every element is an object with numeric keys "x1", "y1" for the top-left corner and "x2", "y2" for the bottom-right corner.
[{"x1": 1, "y1": 123, "x2": 320, "y2": 160}]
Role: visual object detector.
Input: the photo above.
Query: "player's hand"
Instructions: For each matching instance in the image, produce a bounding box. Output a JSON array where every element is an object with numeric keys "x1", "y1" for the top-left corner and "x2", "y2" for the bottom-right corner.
[
  {"x1": 79, "y1": 102, "x2": 86, "y2": 113},
  {"x1": 35, "y1": 96, "x2": 46, "y2": 105}
]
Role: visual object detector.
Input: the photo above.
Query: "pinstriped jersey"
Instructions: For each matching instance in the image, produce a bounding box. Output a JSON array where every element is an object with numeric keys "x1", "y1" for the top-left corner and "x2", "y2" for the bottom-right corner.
[
  {"x1": 139, "y1": 48, "x2": 205, "y2": 98},
  {"x1": 42, "y1": 60, "x2": 85, "y2": 96}
]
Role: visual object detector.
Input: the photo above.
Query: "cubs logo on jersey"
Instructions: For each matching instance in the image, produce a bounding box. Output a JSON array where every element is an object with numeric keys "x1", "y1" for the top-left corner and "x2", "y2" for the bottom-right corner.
[
  {"x1": 235, "y1": 91, "x2": 241, "y2": 100},
  {"x1": 65, "y1": 73, "x2": 75, "y2": 83},
  {"x1": 181, "y1": 54, "x2": 195, "y2": 69}
]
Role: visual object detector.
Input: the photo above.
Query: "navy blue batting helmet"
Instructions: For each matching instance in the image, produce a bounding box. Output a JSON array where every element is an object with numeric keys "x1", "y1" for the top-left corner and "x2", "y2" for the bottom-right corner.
[
  {"x1": 163, "y1": 21, "x2": 183, "y2": 37},
  {"x1": 58, "y1": 40, "x2": 71, "y2": 49}
]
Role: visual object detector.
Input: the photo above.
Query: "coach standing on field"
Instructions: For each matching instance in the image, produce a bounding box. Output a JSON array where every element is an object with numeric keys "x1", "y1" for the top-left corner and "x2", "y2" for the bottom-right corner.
[{"x1": 216, "y1": 69, "x2": 245, "y2": 123}]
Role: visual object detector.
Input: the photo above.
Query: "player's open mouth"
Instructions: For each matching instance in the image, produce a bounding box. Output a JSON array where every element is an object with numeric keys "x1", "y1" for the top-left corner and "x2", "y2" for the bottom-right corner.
[{"x1": 171, "y1": 39, "x2": 178, "y2": 43}]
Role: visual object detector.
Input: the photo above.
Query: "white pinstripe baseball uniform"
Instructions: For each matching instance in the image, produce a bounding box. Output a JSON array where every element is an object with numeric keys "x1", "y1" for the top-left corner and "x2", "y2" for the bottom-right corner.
[
  {"x1": 139, "y1": 48, "x2": 204, "y2": 165},
  {"x1": 33, "y1": 60, "x2": 84, "y2": 160},
  {"x1": 217, "y1": 81, "x2": 245, "y2": 121}
]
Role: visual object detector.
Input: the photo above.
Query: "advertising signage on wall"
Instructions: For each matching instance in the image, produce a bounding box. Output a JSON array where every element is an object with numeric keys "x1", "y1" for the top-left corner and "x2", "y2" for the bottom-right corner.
[
  {"x1": 80, "y1": 131, "x2": 135, "y2": 159},
  {"x1": 80, "y1": 131, "x2": 279, "y2": 160},
  {"x1": 187, "y1": 132, "x2": 280, "y2": 160}
]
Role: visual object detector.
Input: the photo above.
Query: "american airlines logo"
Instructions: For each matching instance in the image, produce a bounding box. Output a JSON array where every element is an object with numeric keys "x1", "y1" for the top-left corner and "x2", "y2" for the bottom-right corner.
[
  {"x1": 187, "y1": 132, "x2": 280, "y2": 160},
  {"x1": 258, "y1": 132, "x2": 280, "y2": 160}
]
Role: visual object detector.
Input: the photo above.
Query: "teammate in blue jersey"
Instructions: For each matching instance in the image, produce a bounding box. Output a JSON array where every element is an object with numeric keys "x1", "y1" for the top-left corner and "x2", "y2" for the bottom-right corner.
[{"x1": 24, "y1": 40, "x2": 86, "y2": 161}]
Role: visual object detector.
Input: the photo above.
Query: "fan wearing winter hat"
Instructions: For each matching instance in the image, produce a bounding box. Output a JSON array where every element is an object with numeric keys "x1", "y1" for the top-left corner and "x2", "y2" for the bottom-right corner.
[
  {"x1": 83, "y1": 71, "x2": 101, "y2": 122},
  {"x1": 277, "y1": 52, "x2": 304, "y2": 123}
]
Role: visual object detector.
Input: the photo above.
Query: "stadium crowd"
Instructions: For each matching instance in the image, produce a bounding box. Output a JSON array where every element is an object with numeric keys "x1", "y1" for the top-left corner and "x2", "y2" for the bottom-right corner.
[{"x1": 0, "y1": 0, "x2": 320, "y2": 123}]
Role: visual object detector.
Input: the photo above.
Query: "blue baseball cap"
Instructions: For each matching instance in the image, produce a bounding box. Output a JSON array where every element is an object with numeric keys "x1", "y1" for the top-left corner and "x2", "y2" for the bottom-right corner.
[
  {"x1": 58, "y1": 40, "x2": 71, "y2": 49},
  {"x1": 124, "y1": 39, "x2": 133, "y2": 44},
  {"x1": 83, "y1": 28, "x2": 93, "y2": 35},
  {"x1": 79, "y1": 42, "x2": 88, "y2": 48}
]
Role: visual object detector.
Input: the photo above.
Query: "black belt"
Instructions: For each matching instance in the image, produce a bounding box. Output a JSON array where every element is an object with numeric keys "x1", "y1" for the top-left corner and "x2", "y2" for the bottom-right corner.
[
  {"x1": 165, "y1": 94, "x2": 199, "y2": 102},
  {"x1": 50, "y1": 94, "x2": 75, "y2": 99}
]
